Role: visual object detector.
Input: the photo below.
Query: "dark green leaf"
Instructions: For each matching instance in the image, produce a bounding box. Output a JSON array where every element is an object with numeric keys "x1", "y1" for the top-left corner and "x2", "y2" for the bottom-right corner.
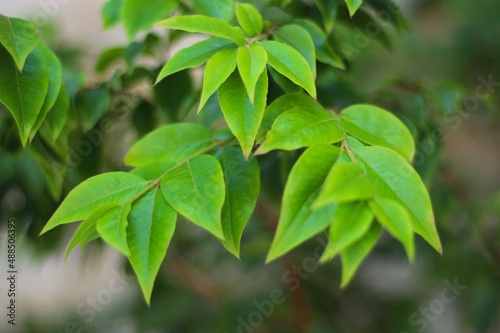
[
  {"x1": 44, "y1": 84, "x2": 69, "y2": 141},
  {"x1": 75, "y1": 87, "x2": 111, "y2": 131},
  {"x1": 315, "y1": 0, "x2": 341, "y2": 34}
]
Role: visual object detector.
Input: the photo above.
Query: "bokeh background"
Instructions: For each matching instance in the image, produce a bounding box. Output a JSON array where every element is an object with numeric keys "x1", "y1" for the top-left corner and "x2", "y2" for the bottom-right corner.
[{"x1": 0, "y1": 0, "x2": 499, "y2": 332}]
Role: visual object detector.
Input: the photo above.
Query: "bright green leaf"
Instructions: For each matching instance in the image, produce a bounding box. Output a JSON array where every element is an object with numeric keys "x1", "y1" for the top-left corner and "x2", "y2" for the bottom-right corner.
[
  {"x1": 235, "y1": 3, "x2": 264, "y2": 37},
  {"x1": 237, "y1": 44, "x2": 268, "y2": 103},
  {"x1": 0, "y1": 43, "x2": 49, "y2": 146},
  {"x1": 125, "y1": 123, "x2": 213, "y2": 167},
  {"x1": 192, "y1": 0, "x2": 235, "y2": 21},
  {"x1": 341, "y1": 104, "x2": 415, "y2": 161},
  {"x1": 0, "y1": 14, "x2": 40, "y2": 70},
  {"x1": 127, "y1": 189, "x2": 176, "y2": 304},
  {"x1": 156, "y1": 37, "x2": 236, "y2": 83},
  {"x1": 256, "y1": 107, "x2": 345, "y2": 154},
  {"x1": 216, "y1": 146, "x2": 260, "y2": 257},
  {"x1": 261, "y1": 41, "x2": 316, "y2": 98},
  {"x1": 219, "y1": 70, "x2": 268, "y2": 159},
  {"x1": 161, "y1": 155, "x2": 225, "y2": 239},
  {"x1": 267, "y1": 144, "x2": 340, "y2": 262},
  {"x1": 345, "y1": 0, "x2": 363, "y2": 16},
  {"x1": 156, "y1": 15, "x2": 247, "y2": 46},
  {"x1": 97, "y1": 203, "x2": 132, "y2": 256},
  {"x1": 199, "y1": 48, "x2": 238, "y2": 111},
  {"x1": 314, "y1": 161, "x2": 373, "y2": 207},
  {"x1": 369, "y1": 197, "x2": 415, "y2": 261},
  {"x1": 320, "y1": 201, "x2": 373, "y2": 263},
  {"x1": 340, "y1": 222, "x2": 381, "y2": 287},
  {"x1": 122, "y1": 0, "x2": 179, "y2": 40},
  {"x1": 102, "y1": 0, "x2": 124, "y2": 29},
  {"x1": 353, "y1": 146, "x2": 442, "y2": 253},
  {"x1": 41, "y1": 172, "x2": 148, "y2": 234},
  {"x1": 257, "y1": 93, "x2": 324, "y2": 143},
  {"x1": 272, "y1": 25, "x2": 316, "y2": 78}
]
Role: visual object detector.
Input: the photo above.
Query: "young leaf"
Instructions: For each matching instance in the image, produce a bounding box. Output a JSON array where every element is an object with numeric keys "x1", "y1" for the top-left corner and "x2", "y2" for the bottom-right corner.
[
  {"x1": 125, "y1": 123, "x2": 214, "y2": 167},
  {"x1": 314, "y1": 0, "x2": 341, "y2": 34},
  {"x1": 261, "y1": 41, "x2": 316, "y2": 98},
  {"x1": 295, "y1": 19, "x2": 344, "y2": 69},
  {"x1": 127, "y1": 189, "x2": 176, "y2": 304},
  {"x1": 156, "y1": 15, "x2": 247, "y2": 46},
  {"x1": 353, "y1": 146, "x2": 442, "y2": 253},
  {"x1": 97, "y1": 203, "x2": 132, "y2": 256},
  {"x1": 368, "y1": 197, "x2": 415, "y2": 261},
  {"x1": 122, "y1": 0, "x2": 179, "y2": 40},
  {"x1": 218, "y1": 71, "x2": 268, "y2": 159},
  {"x1": 0, "y1": 44, "x2": 49, "y2": 146},
  {"x1": 41, "y1": 172, "x2": 148, "y2": 234},
  {"x1": 341, "y1": 104, "x2": 415, "y2": 161},
  {"x1": 65, "y1": 204, "x2": 118, "y2": 258},
  {"x1": 235, "y1": 3, "x2": 264, "y2": 37},
  {"x1": 345, "y1": 0, "x2": 363, "y2": 17},
  {"x1": 267, "y1": 144, "x2": 340, "y2": 262},
  {"x1": 256, "y1": 107, "x2": 345, "y2": 154},
  {"x1": 44, "y1": 84, "x2": 69, "y2": 141},
  {"x1": 237, "y1": 44, "x2": 268, "y2": 103},
  {"x1": 340, "y1": 222, "x2": 381, "y2": 287},
  {"x1": 102, "y1": 0, "x2": 124, "y2": 29},
  {"x1": 314, "y1": 161, "x2": 373, "y2": 207},
  {"x1": 257, "y1": 93, "x2": 324, "y2": 143},
  {"x1": 161, "y1": 155, "x2": 225, "y2": 239},
  {"x1": 199, "y1": 48, "x2": 238, "y2": 111},
  {"x1": 192, "y1": 0, "x2": 235, "y2": 22},
  {"x1": 156, "y1": 38, "x2": 236, "y2": 83},
  {"x1": 272, "y1": 25, "x2": 316, "y2": 78},
  {"x1": 29, "y1": 44, "x2": 63, "y2": 142},
  {"x1": 0, "y1": 14, "x2": 40, "y2": 70},
  {"x1": 216, "y1": 145, "x2": 260, "y2": 257},
  {"x1": 320, "y1": 201, "x2": 374, "y2": 263}
]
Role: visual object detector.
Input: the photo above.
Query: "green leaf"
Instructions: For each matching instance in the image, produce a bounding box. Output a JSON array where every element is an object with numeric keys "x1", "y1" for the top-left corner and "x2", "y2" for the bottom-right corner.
[
  {"x1": 314, "y1": 161, "x2": 373, "y2": 207},
  {"x1": 314, "y1": 0, "x2": 341, "y2": 34},
  {"x1": 122, "y1": 0, "x2": 179, "y2": 40},
  {"x1": 156, "y1": 37, "x2": 236, "y2": 83},
  {"x1": 216, "y1": 146, "x2": 260, "y2": 257},
  {"x1": 156, "y1": 15, "x2": 247, "y2": 46},
  {"x1": 237, "y1": 44, "x2": 268, "y2": 103},
  {"x1": 368, "y1": 197, "x2": 415, "y2": 261},
  {"x1": 125, "y1": 123, "x2": 214, "y2": 167},
  {"x1": 199, "y1": 48, "x2": 238, "y2": 111},
  {"x1": 340, "y1": 222, "x2": 381, "y2": 287},
  {"x1": 261, "y1": 41, "x2": 316, "y2": 98},
  {"x1": 0, "y1": 14, "x2": 40, "y2": 70},
  {"x1": 353, "y1": 146, "x2": 442, "y2": 253},
  {"x1": 97, "y1": 203, "x2": 132, "y2": 256},
  {"x1": 0, "y1": 43, "x2": 49, "y2": 146},
  {"x1": 161, "y1": 155, "x2": 225, "y2": 239},
  {"x1": 295, "y1": 19, "x2": 344, "y2": 69},
  {"x1": 192, "y1": 0, "x2": 235, "y2": 21},
  {"x1": 219, "y1": 71, "x2": 268, "y2": 159},
  {"x1": 75, "y1": 87, "x2": 111, "y2": 132},
  {"x1": 95, "y1": 47, "x2": 125, "y2": 73},
  {"x1": 320, "y1": 201, "x2": 374, "y2": 263},
  {"x1": 267, "y1": 66, "x2": 302, "y2": 95},
  {"x1": 44, "y1": 84, "x2": 69, "y2": 141},
  {"x1": 65, "y1": 204, "x2": 118, "y2": 258},
  {"x1": 102, "y1": 0, "x2": 124, "y2": 29},
  {"x1": 29, "y1": 44, "x2": 62, "y2": 142},
  {"x1": 41, "y1": 172, "x2": 148, "y2": 234},
  {"x1": 272, "y1": 25, "x2": 316, "y2": 78},
  {"x1": 266, "y1": 144, "x2": 340, "y2": 262},
  {"x1": 127, "y1": 188, "x2": 176, "y2": 304},
  {"x1": 256, "y1": 107, "x2": 345, "y2": 154},
  {"x1": 345, "y1": 0, "x2": 363, "y2": 16},
  {"x1": 257, "y1": 93, "x2": 324, "y2": 143},
  {"x1": 235, "y1": 3, "x2": 264, "y2": 37},
  {"x1": 341, "y1": 104, "x2": 415, "y2": 161}
]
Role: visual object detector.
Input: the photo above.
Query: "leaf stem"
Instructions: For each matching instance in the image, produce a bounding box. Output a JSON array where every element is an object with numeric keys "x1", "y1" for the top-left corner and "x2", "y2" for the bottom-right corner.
[{"x1": 341, "y1": 140, "x2": 357, "y2": 163}]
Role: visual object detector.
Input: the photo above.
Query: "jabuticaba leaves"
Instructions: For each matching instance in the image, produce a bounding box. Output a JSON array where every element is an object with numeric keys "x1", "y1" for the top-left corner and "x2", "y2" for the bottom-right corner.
[
  {"x1": 267, "y1": 144, "x2": 340, "y2": 262},
  {"x1": 0, "y1": 14, "x2": 40, "y2": 70}
]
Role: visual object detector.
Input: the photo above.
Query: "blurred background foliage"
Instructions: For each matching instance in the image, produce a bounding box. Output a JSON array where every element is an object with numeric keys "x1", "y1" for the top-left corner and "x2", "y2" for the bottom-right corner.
[{"x1": 0, "y1": 0, "x2": 499, "y2": 332}]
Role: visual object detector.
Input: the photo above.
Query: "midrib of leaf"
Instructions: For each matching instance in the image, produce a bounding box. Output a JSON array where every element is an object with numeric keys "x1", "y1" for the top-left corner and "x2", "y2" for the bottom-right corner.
[
  {"x1": 6, "y1": 18, "x2": 19, "y2": 61},
  {"x1": 143, "y1": 192, "x2": 157, "y2": 271},
  {"x1": 12, "y1": 62, "x2": 25, "y2": 136},
  {"x1": 187, "y1": 160, "x2": 215, "y2": 224},
  {"x1": 221, "y1": 150, "x2": 234, "y2": 241},
  {"x1": 342, "y1": 119, "x2": 400, "y2": 153}
]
